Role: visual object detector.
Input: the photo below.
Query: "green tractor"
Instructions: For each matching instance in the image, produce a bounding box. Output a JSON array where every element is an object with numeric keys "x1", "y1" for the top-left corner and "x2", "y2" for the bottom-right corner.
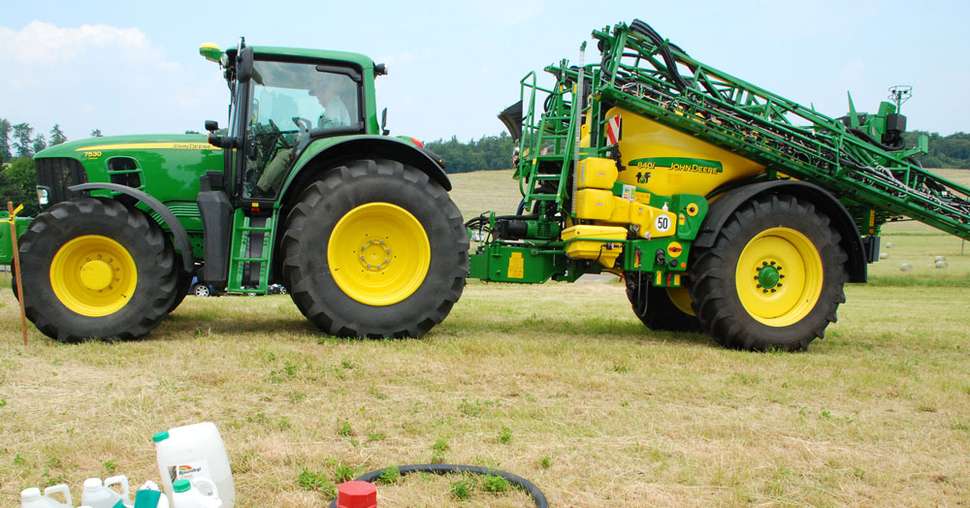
[{"x1": 5, "y1": 41, "x2": 468, "y2": 341}]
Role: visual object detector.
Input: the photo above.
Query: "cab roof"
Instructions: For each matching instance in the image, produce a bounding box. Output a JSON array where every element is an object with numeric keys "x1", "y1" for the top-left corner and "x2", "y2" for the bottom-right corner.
[{"x1": 230, "y1": 45, "x2": 375, "y2": 70}]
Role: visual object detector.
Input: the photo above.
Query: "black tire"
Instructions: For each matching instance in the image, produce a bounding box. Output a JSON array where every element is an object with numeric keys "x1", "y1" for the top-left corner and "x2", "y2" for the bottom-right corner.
[
  {"x1": 168, "y1": 269, "x2": 193, "y2": 312},
  {"x1": 9, "y1": 263, "x2": 19, "y2": 301},
  {"x1": 18, "y1": 198, "x2": 178, "y2": 342},
  {"x1": 689, "y1": 194, "x2": 847, "y2": 351},
  {"x1": 624, "y1": 273, "x2": 700, "y2": 332},
  {"x1": 281, "y1": 159, "x2": 468, "y2": 338}
]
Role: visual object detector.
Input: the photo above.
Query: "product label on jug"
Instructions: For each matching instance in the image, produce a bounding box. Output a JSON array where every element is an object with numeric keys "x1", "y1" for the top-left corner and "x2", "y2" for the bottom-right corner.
[{"x1": 167, "y1": 459, "x2": 211, "y2": 482}]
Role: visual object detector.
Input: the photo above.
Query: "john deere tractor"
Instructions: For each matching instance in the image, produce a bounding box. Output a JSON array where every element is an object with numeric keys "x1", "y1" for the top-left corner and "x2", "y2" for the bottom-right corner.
[{"x1": 3, "y1": 41, "x2": 467, "y2": 341}]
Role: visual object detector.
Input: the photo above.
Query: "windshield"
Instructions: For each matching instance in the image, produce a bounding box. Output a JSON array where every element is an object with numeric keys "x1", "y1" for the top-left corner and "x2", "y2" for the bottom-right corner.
[
  {"x1": 242, "y1": 59, "x2": 362, "y2": 197},
  {"x1": 251, "y1": 60, "x2": 360, "y2": 131}
]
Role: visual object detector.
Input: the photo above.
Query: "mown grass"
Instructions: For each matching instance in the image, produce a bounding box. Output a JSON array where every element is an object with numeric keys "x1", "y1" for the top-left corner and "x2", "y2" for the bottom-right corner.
[{"x1": 0, "y1": 169, "x2": 967, "y2": 506}]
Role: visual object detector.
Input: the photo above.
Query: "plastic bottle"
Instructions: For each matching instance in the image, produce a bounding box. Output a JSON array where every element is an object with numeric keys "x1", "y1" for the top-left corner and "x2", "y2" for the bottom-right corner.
[
  {"x1": 170, "y1": 479, "x2": 221, "y2": 508},
  {"x1": 132, "y1": 481, "x2": 170, "y2": 508},
  {"x1": 80, "y1": 477, "x2": 129, "y2": 508},
  {"x1": 153, "y1": 422, "x2": 234, "y2": 508},
  {"x1": 20, "y1": 484, "x2": 72, "y2": 508}
]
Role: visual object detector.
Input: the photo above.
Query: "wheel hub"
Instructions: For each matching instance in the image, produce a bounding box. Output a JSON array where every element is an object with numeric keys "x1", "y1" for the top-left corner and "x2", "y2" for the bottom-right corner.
[
  {"x1": 80, "y1": 259, "x2": 115, "y2": 291},
  {"x1": 755, "y1": 262, "x2": 783, "y2": 292},
  {"x1": 358, "y1": 239, "x2": 392, "y2": 272}
]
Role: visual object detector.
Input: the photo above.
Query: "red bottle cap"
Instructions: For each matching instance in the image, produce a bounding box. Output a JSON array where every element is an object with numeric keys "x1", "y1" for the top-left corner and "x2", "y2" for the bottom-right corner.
[{"x1": 337, "y1": 480, "x2": 377, "y2": 508}]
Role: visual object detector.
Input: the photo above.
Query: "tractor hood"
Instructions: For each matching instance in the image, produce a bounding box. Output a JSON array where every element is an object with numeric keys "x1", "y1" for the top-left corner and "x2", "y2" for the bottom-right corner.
[{"x1": 35, "y1": 133, "x2": 214, "y2": 159}]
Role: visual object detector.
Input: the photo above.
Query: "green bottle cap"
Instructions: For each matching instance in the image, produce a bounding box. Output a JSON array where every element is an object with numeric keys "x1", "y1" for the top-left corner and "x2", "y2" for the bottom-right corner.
[
  {"x1": 173, "y1": 479, "x2": 191, "y2": 493},
  {"x1": 152, "y1": 431, "x2": 170, "y2": 443}
]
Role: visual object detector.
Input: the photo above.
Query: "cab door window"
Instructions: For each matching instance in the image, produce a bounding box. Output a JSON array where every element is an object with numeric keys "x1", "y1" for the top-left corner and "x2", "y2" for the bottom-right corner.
[{"x1": 243, "y1": 60, "x2": 362, "y2": 198}]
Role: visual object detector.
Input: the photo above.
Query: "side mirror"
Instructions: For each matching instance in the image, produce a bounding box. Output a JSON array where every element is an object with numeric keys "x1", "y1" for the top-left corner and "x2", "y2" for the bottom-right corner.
[
  {"x1": 204, "y1": 120, "x2": 219, "y2": 132},
  {"x1": 381, "y1": 108, "x2": 389, "y2": 136}
]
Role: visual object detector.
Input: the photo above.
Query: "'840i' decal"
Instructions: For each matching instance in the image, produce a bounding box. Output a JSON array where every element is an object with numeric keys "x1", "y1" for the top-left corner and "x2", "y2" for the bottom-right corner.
[{"x1": 629, "y1": 157, "x2": 724, "y2": 182}]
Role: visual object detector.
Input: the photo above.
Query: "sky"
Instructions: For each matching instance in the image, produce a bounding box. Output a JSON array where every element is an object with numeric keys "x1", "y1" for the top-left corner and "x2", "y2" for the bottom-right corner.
[{"x1": 1, "y1": 0, "x2": 969, "y2": 143}]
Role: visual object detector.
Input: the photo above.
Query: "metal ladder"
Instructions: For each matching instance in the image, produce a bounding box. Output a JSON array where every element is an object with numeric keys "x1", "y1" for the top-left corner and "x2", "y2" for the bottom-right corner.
[{"x1": 227, "y1": 209, "x2": 277, "y2": 294}]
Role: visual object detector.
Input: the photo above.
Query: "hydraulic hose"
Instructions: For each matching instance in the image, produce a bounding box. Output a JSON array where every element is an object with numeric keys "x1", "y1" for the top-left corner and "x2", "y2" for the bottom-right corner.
[
  {"x1": 630, "y1": 19, "x2": 687, "y2": 91},
  {"x1": 328, "y1": 463, "x2": 549, "y2": 508}
]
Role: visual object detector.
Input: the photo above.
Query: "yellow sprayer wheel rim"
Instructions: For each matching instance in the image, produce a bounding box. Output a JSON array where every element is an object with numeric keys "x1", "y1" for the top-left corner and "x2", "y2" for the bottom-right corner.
[
  {"x1": 49, "y1": 235, "x2": 138, "y2": 317},
  {"x1": 666, "y1": 287, "x2": 696, "y2": 316},
  {"x1": 735, "y1": 227, "x2": 823, "y2": 327},
  {"x1": 327, "y1": 202, "x2": 431, "y2": 306}
]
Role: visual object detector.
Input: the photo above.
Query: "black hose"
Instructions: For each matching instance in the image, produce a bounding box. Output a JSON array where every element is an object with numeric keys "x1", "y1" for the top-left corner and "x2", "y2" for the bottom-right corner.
[
  {"x1": 327, "y1": 463, "x2": 549, "y2": 508},
  {"x1": 630, "y1": 19, "x2": 687, "y2": 91}
]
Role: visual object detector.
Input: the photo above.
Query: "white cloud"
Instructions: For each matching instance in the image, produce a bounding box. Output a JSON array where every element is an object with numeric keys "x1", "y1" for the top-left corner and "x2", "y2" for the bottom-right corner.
[
  {"x1": 0, "y1": 21, "x2": 226, "y2": 140},
  {"x1": 0, "y1": 21, "x2": 152, "y2": 65}
]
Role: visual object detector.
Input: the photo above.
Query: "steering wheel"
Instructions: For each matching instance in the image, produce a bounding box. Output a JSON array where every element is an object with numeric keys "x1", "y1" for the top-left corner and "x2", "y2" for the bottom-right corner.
[{"x1": 292, "y1": 116, "x2": 313, "y2": 147}]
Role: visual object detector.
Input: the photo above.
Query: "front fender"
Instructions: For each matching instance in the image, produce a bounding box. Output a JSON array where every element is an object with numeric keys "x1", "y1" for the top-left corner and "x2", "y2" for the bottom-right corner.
[{"x1": 69, "y1": 183, "x2": 194, "y2": 273}]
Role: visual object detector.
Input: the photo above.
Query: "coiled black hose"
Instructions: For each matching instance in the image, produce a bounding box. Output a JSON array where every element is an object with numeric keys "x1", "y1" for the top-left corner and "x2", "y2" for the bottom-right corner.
[{"x1": 327, "y1": 463, "x2": 549, "y2": 508}]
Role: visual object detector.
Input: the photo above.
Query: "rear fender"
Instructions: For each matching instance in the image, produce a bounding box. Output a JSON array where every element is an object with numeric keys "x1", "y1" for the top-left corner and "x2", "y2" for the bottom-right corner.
[{"x1": 695, "y1": 180, "x2": 868, "y2": 283}]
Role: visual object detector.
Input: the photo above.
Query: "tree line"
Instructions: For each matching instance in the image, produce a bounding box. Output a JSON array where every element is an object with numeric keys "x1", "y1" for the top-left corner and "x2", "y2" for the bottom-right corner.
[
  {"x1": 428, "y1": 130, "x2": 970, "y2": 172},
  {"x1": 425, "y1": 132, "x2": 515, "y2": 173},
  {"x1": 904, "y1": 131, "x2": 970, "y2": 169}
]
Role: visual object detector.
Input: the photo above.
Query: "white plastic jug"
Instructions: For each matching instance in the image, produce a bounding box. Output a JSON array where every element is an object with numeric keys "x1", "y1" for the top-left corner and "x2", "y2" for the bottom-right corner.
[
  {"x1": 80, "y1": 476, "x2": 130, "y2": 508},
  {"x1": 170, "y1": 478, "x2": 221, "y2": 508},
  {"x1": 20, "y1": 484, "x2": 72, "y2": 508},
  {"x1": 153, "y1": 422, "x2": 234, "y2": 508},
  {"x1": 132, "y1": 481, "x2": 170, "y2": 508}
]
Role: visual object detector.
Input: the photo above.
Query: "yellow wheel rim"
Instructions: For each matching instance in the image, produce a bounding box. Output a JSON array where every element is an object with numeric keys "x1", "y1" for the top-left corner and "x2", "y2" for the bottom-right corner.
[
  {"x1": 327, "y1": 202, "x2": 430, "y2": 306},
  {"x1": 735, "y1": 227, "x2": 823, "y2": 327},
  {"x1": 49, "y1": 235, "x2": 138, "y2": 317},
  {"x1": 666, "y1": 287, "x2": 695, "y2": 316}
]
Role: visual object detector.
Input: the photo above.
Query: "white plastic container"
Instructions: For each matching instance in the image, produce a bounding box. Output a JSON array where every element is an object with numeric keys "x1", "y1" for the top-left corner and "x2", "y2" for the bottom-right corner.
[
  {"x1": 20, "y1": 484, "x2": 72, "y2": 508},
  {"x1": 170, "y1": 479, "x2": 221, "y2": 508},
  {"x1": 153, "y1": 422, "x2": 234, "y2": 508},
  {"x1": 80, "y1": 476, "x2": 131, "y2": 508}
]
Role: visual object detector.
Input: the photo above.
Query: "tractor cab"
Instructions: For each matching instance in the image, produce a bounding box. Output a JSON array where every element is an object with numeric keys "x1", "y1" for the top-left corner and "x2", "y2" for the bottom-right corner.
[{"x1": 200, "y1": 41, "x2": 384, "y2": 205}]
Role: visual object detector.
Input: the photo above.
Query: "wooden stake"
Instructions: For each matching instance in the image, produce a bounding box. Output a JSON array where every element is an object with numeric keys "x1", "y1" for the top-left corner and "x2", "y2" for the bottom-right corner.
[{"x1": 7, "y1": 201, "x2": 28, "y2": 346}]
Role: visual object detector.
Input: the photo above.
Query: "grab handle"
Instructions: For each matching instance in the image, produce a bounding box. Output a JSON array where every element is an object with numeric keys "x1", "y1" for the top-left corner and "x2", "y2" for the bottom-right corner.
[
  {"x1": 43, "y1": 483, "x2": 73, "y2": 506},
  {"x1": 105, "y1": 475, "x2": 132, "y2": 505}
]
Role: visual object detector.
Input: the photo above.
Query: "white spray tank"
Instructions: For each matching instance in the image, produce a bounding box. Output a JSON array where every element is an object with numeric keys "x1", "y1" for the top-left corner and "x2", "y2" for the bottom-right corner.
[
  {"x1": 80, "y1": 476, "x2": 131, "y2": 508},
  {"x1": 20, "y1": 484, "x2": 72, "y2": 508},
  {"x1": 170, "y1": 479, "x2": 222, "y2": 508},
  {"x1": 153, "y1": 422, "x2": 234, "y2": 508}
]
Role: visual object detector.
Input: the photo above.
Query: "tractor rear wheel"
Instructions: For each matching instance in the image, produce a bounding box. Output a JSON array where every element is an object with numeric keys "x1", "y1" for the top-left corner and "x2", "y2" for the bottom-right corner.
[
  {"x1": 624, "y1": 273, "x2": 700, "y2": 332},
  {"x1": 17, "y1": 198, "x2": 178, "y2": 342},
  {"x1": 689, "y1": 194, "x2": 847, "y2": 351},
  {"x1": 281, "y1": 159, "x2": 468, "y2": 338}
]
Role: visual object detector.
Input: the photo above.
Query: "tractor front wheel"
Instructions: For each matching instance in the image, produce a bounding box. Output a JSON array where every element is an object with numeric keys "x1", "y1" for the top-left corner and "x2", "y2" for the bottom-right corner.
[
  {"x1": 17, "y1": 198, "x2": 178, "y2": 341},
  {"x1": 281, "y1": 159, "x2": 468, "y2": 338},
  {"x1": 689, "y1": 194, "x2": 847, "y2": 351}
]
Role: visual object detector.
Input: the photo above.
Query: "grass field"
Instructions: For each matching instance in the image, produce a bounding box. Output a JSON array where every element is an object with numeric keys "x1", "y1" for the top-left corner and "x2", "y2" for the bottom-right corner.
[{"x1": 1, "y1": 170, "x2": 968, "y2": 506}]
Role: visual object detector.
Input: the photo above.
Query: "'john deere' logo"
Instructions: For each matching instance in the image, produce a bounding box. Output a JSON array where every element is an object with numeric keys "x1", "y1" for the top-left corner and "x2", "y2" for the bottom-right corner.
[{"x1": 629, "y1": 157, "x2": 723, "y2": 175}]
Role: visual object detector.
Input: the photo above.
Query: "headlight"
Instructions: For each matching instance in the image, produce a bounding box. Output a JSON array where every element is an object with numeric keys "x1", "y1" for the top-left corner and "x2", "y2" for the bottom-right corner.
[{"x1": 36, "y1": 186, "x2": 49, "y2": 205}]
